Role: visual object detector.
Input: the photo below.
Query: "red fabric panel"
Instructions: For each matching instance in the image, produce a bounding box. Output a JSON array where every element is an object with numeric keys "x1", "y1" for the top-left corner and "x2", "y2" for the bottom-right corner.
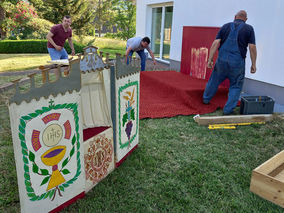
[
  {"x1": 181, "y1": 26, "x2": 229, "y2": 88},
  {"x1": 139, "y1": 71, "x2": 228, "y2": 119},
  {"x1": 83, "y1": 126, "x2": 110, "y2": 142}
]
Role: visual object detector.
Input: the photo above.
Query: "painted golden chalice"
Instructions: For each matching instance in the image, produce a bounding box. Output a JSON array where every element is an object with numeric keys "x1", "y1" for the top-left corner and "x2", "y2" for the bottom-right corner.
[{"x1": 41, "y1": 145, "x2": 66, "y2": 191}]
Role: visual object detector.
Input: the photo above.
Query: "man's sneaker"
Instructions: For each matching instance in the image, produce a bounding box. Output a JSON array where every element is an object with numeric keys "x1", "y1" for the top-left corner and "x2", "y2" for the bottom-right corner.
[
  {"x1": 203, "y1": 100, "x2": 210, "y2": 105},
  {"x1": 223, "y1": 111, "x2": 234, "y2": 116},
  {"x1": 223, "y1": 110, "x2": 239, "y2": 116}
]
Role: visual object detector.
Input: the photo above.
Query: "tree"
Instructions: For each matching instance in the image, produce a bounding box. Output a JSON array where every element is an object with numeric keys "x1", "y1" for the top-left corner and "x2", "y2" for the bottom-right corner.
[
  {"x1": 1, "y1": 1, "x2": 53, "y2": 39},
  {"x1": 29, "y1": 0, "x2": 94, "y2": 35},
  {"x1": 0, "y1": 0, "x2": 18, "y2": 39},
  {"x1": 91, "y1": 0, "x2": 115, "y2": 37},
  {"x1": 26, "y1": 0, "x2": 53, "y2": 19},
  {"x1": 89, "y1": 0, "x2": 136, "y2": 38},
  {"x1": 0, "y1": 5, "x2": 5, "y2": 38},
  {"x1": 113, "y1": 0, "x2": 136, "y2": 40}
]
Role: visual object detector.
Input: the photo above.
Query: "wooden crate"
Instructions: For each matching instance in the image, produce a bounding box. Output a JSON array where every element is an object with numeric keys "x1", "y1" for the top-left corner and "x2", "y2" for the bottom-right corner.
[{"x1": 250, "y1": 150, "x2": 284, "y2": 208}]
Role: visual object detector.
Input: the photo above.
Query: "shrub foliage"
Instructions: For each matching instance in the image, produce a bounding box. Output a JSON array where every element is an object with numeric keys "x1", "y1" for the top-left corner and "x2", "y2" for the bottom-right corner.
[{"x1": 0, "y1": 39, "x2": 84, "y2": 53}]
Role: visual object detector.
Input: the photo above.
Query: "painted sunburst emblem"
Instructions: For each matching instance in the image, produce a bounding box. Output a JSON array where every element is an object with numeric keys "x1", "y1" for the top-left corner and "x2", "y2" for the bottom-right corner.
[{"x1": 85, "y1": 135, "x2": 113, "y2": 184}]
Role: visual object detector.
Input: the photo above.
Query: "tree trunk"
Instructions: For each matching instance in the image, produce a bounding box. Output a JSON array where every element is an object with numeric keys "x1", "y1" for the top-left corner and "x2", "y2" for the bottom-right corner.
[
  {"x1": 0, "y1": 5, "x2": 6, "y2": 39},
  {"x1": 99, "y1": 25, "x2": 102, "y2": 37},
  {"x1": 98, "y1": 0, "x2": 101, "y2": 37}
]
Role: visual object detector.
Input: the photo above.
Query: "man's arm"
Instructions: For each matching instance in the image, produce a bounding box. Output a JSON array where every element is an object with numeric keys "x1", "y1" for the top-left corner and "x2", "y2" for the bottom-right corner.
[
  {"x1": 125, "y1": 46, "x2": 132, "y2": 63},
  {"x1": 207, "y1": 39, "x2": 221, "y2": 68},
  {"x1": 249, "y1": 43, "x2": 257, "y2": 73},
  {"x1": 46, "y1": 31, "x2": 62, "y2": 51},
  {"x1": 147, "y1": 49, "x2": 156, "y2": 65},
  {"x1": 68, "y1": 37, "x2": 75, "y2": 56}
]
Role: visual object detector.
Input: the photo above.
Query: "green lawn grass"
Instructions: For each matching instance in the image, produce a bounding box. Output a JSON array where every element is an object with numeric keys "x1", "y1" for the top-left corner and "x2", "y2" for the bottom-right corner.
[
  {"x1": 0, "y1": 86, "x2": 283, "y2": 212},
  {"x1": 0, "y1": 38, "x2": 283, "y2": 212},
  {"x1": 75, "y1": 36, "x2": 126, "y2": 50},
  {"x1": 0, "y1": 37, "x2": 125, "y2": 73},
  {"x1": 73, "y1": 36, "x2": 126, "y2": 58},
  {"x1": 0, "y1": 75, "x2": 27, "y2": 86},
  {"x1": 99, "y1": 48, "x2": 126, "y2": 59},
  {"x1": 91, "y1": 37, "x2": 125, "y2": 59},
  {"x1": 0, "y1": 54, "x2": 50, "y2": 73}
]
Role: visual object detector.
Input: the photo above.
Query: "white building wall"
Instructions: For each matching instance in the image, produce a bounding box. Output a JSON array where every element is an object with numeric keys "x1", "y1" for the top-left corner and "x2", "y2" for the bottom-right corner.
[{"x1": 136, "y1": 0, "x2": 284, "y2": 87}]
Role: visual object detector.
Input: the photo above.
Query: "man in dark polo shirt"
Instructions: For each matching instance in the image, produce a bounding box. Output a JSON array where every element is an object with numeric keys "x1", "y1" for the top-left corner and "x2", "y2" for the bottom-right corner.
[
  {"x1": 46, "y1": 15, "x2": 75, "y2": 60},
  {"x1": 203, "y1": 10, "x2": 257, "y2": 115}
]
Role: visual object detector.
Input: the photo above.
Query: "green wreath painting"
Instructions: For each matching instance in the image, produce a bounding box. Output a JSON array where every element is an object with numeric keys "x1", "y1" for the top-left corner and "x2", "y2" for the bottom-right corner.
[{"x1": 18, "y1": 99, "x2": 81, "y2": 201}]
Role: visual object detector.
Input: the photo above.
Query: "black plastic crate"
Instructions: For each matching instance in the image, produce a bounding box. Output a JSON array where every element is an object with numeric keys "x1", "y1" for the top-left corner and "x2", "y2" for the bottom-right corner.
[{"x1": 240, "y1": 96, "x2": 274, "y2": 115}]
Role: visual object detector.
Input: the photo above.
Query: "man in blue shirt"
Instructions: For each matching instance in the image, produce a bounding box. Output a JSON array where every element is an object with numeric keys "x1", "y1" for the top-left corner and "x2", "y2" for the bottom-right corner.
[
  {"x1": 125, "y1": 36, "x2": 156, "y2": 71},
  {"x1": 203, "y1": 10, "x2": 257, "y2": 115}
]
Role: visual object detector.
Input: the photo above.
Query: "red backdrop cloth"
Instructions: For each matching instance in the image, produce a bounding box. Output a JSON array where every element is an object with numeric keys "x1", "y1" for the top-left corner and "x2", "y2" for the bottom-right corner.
[
  {"x1": 139, "y1": 71, "x2": 228, "y2": 119},
  {"x1": 180, "y1": 26, "x2": 230, "y2": 88}
]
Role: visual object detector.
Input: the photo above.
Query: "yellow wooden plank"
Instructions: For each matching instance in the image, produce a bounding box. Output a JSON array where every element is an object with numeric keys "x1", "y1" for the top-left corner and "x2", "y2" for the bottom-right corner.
[{"x1": 208, "y1": 125, "x2": 236, "y2": 130}]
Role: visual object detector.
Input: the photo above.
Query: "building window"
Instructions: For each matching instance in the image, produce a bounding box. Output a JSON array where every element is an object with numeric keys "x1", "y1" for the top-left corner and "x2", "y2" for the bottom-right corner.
[{"x1": 151, "y1": 5, "x2": 173, "y2": 61}]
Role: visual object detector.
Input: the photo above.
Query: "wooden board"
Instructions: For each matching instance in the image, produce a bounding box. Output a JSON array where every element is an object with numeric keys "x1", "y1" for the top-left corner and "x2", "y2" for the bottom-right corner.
[
  {"x1": 195, "y1": 114, "x2": 274, "y2": 125},
  {"x1": 47, "y1": 59, "x2": 69, "y2": 65},
  {"x1": 250, "y1": 150, "x2": 284, "y2": 208}
]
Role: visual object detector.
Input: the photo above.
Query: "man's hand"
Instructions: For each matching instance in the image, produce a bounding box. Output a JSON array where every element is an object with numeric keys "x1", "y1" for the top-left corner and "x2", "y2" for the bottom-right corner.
[
  {"x1": 68, "y1": 37, "x2": 75, "y2": 56},
  {"x1": 207, "y1": 39, "x2": 220, "y2": 69},
  {"x1": 250, "y1": 65, "x2": 256, "y2": 73},
  {"x1": 125, "y1": 47, "x2": 132, "y2": 64},
  {"x1": 153, "y1": 60, "x2": 156, "y2": 65},
  {"x1": 71, "y1": 49, "x2": 75, "y2": 56},
  {"x1": 207, "y1": 60, "x2": 214, "y2": 69},
  {"x1": 249, "y1": 44, "x2": 257, "y2": 73},
  {"x1": 55, "y1": 45, "x2": 63, "y2": 51}
]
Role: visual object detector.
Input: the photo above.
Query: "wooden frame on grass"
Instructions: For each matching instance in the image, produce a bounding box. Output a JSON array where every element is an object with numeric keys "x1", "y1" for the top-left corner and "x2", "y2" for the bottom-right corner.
[{"x1": 250, "y1": 150, "x2": 284, "y2": 208}]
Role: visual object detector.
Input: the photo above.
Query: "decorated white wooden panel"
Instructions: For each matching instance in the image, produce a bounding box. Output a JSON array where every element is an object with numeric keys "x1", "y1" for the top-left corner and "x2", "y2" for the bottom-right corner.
[
  {"x1": 115, "y1": 72, "x2": 140, "y2": 163},
  {"x1": 84, "y1": 127, "x2": 114, "y2": 192},
  {"x1": 9, "y1": 92, "x2": 85, "y2": 213}
]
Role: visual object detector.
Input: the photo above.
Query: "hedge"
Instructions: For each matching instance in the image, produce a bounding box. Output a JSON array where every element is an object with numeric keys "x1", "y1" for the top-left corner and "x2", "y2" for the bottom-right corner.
[{"x1": 0, "y1": 39, "x2": 85, "y2": 54}]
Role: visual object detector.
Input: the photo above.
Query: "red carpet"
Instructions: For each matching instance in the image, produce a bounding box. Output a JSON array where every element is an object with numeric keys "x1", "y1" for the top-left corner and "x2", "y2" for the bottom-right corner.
[{"x1": 139, "y1": 71, "x2": 228, "y2": 119}]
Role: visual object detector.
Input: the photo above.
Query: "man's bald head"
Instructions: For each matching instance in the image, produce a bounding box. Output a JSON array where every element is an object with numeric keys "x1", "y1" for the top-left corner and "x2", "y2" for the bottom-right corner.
[{"x1": 235, "y1": 10, "x2": 247, "y2": 22}]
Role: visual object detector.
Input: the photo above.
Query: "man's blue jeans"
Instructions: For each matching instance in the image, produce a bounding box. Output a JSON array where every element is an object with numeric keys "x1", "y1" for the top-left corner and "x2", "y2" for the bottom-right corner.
[
  {"x1": 203, "y1": 59, "x2": 245, "y2": 114},
  {"x1": 48, "y1": 48, "x2": 68, "y2": 60},
  {"x1": 127, "y1": 49, "x2": 146, "y2": 71}
]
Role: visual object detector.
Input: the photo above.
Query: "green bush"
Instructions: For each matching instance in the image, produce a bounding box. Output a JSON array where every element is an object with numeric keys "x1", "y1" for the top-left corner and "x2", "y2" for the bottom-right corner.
[
  {"x1": 104, "y1": 32, "x2": 134, "y2": 41},
  {"x1": 104, "y1": 32, "x2": 120, "y2": 39},
  {"x1": 0, "y1": 39, "x2": 85, "y2": 54},
  {"x1": 23, "y1": 18, "x2": 54, "y2": 39}
]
